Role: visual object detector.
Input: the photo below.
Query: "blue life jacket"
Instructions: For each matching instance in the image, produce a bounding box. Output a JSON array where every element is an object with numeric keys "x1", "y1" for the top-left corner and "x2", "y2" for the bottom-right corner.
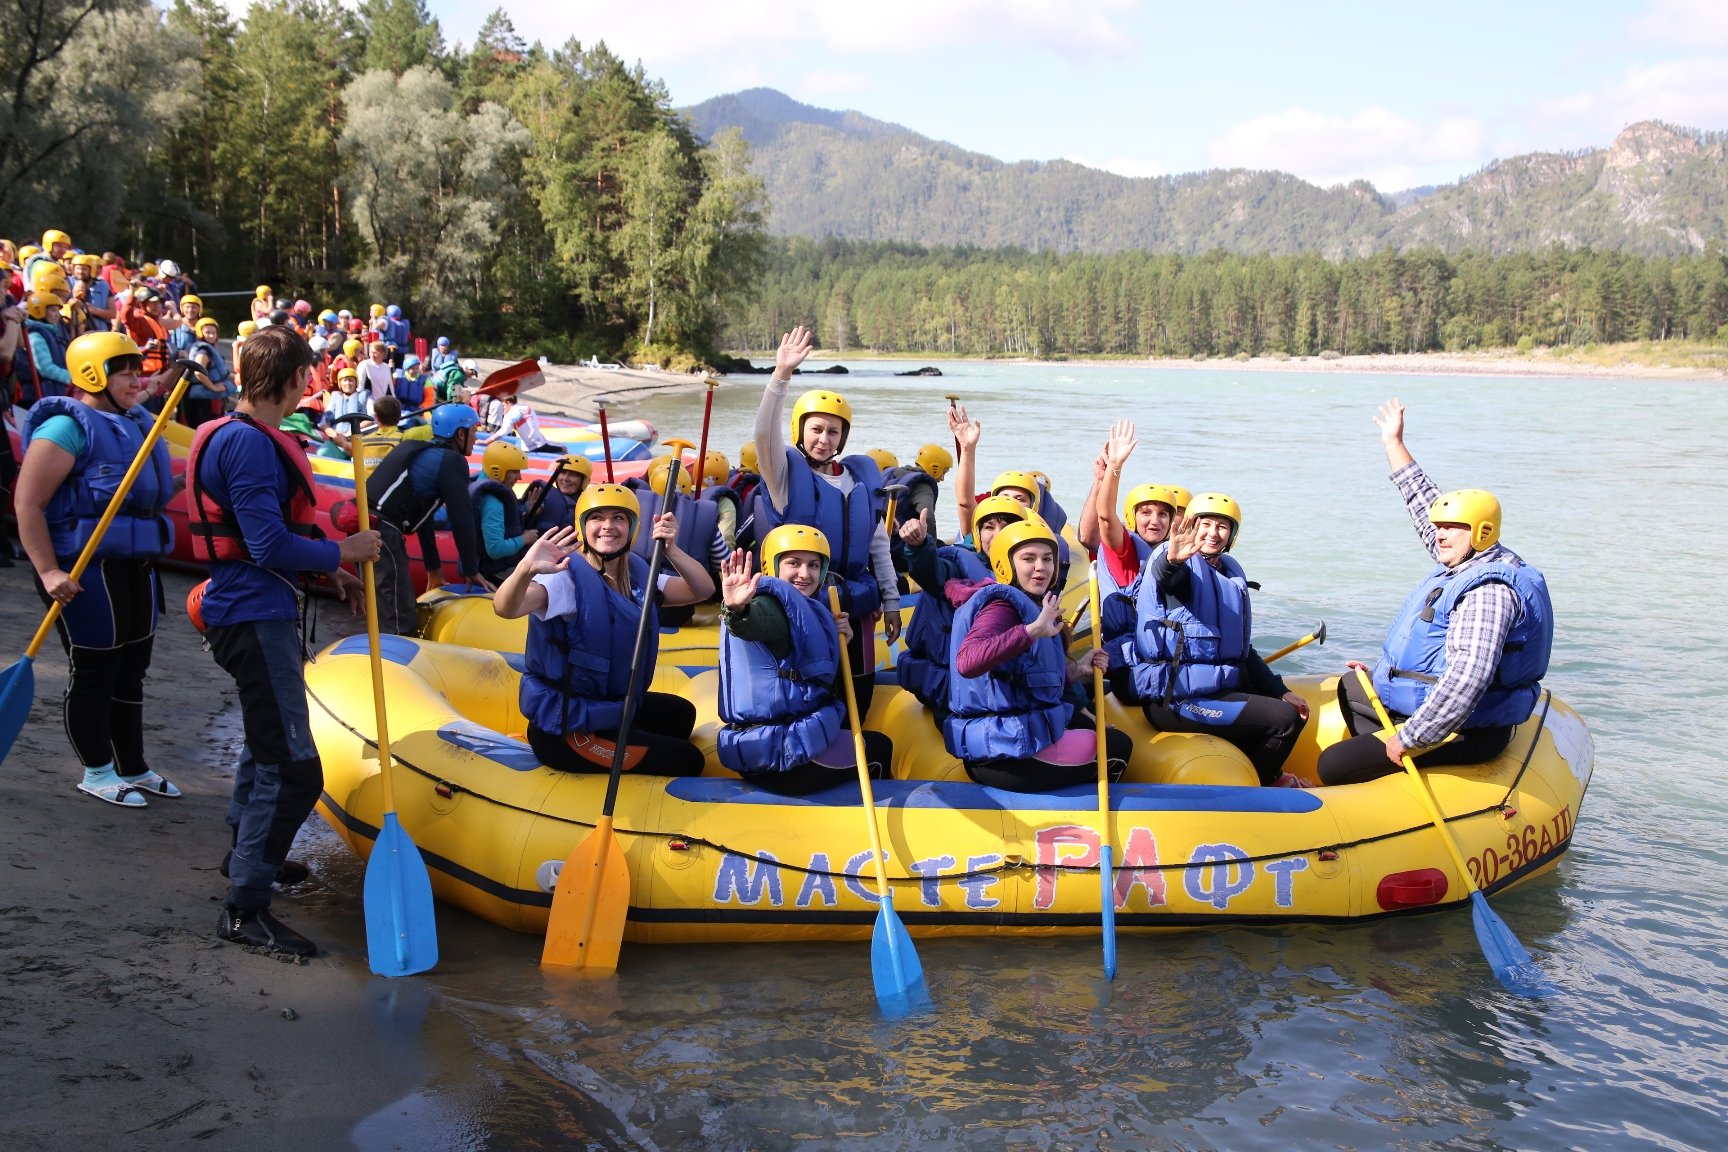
[
  {"x1": 1096, "y1": 534, "x2": 1153, "y2": 671},
  {"x1": 1130, "y1": 549, "x2": 1251, "y2": 705},
  {"x1": 943, "y1": 583, "x2": 1070, "y2": 761},
  {"x1": 897, "y1": 543, "x2": 991, "y2": 709},
  {"x1": 626, "y1": 481, "x2": 721, "y2": 576},
  {"x1": 530, "y1": 484, "x2": 576, "y2": 533},
  {"x1": 717, "y1": 577, "x2": 846, "y2": 775},
  {"x1": 192, "y1": 341, "x2": 231, "y2": 387},
  {"x1": 468, "y1": 475, "x2": 525, "y2": 581},
  {"x1": 166, "y1": 324, "x2": 199, "y2": 359},
  {"x1": 752, "y1": 448, "x2": 883, "y2": 618},
  {"x1": 1373, "y1": 550, "x2": 1553, "y2": 729},
  {"x1": 881, "y1": 467, "x2": 940, "y2": 531},
  {"x1": 520, "y1": 552, "x2": 657, "y2": 736},
  {"x1": 23, "y1": 396, "x2": 174, "y2": 562},
  {"x1": 17, "y1": 319, "x2": 70, "y2": 401}
]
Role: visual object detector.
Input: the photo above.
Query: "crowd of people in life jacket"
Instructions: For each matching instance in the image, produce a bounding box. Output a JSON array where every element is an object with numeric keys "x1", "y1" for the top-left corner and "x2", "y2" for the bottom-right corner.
[{"x1": 2, "y1": 265, "x2": 1556, "y2": 955}]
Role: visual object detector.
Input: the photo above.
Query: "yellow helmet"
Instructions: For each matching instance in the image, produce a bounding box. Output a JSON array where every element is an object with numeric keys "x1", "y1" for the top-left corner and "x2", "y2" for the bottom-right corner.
[
  {"x1": 178, "y1": 293, "x2": 203, "y2": 311},
  {"x1": 482, "y1": 441, "x2": 529, "y2": 482},
  {"x1": 1187, "y1": 492, "x2": 1242, "y2": 551},
  {"x1": 17, "y1": 244, "x2": 41, "y2": 263},
  {"x1": 342, "y1": 338, "x2": 363, "y2": 360},
  {"x1": 336, "y1": 367, "x2": 359, "y2": 383},
  {"x1": 987, "y1": 518, "x2": 1060, "y2": 587},
  {"x1": 1429, "y1": 489, "x2": 1501, "y2": 551},
  {"x1": 29, "y1": 262, "x2": 68, "y2": 293},
  {"x1": 555, "y1": 454, "x2": 593, "y2": 483},
  {"x1": 237, "y1": 320, "x2": 257, "y2": 337},
  {"x1": 66, "y1": 331, "x2": 143, "y2": 394},
  {"x1": 991, "y1": 470, "x2": 1042, "y2": 503},
  {"x1": 702, "y1": 450, "x2": 729, "y2": 487},
  {"x1": 255, "y1": 285, "x2": 271, "y2": 299},
  {"x1": 24, "y1": 291, "x2": 63, "y2": 320},
  {"x1": 71, "y1": 253, "x2": 101, "y2": 270},
  {"x1": 915, "y1": 443, "x2": 953, "y2": 481},
  {"x1": 646, "y1": 455, "x2": 696, "y2": 497},
  {"x1": 369, "y1": 303, "x2": 386, "y2": 318},
  {"x1": 789, "y1": 389, "x2": 852, "y2": 450},
  {"x1": 760, "y1": 523, "x2": 831, "y2": 585},
  {"x1": 196, "y1": 317, "x2": 220, "y2": 337},
  {"x1": 865, "y1": 448, "x2": 898, "y2": 471},
  {"x1": 40, "y1": 228, "x2": 71, "y2": 250},
  {"x1": 739, "y1": 441, "x2": 758, "y2": 472},
  {"x1": 140, "y1": 262, "x2": 159, "y2": 277},
  {"x1": 1123, "y1": 483, "x2": 1182, "y2": 522},
  {"x1": 576, "y1": 482, "x2": 640, "y2": 550},
  {"x1": 1029, "y1": 469, "x2": 1052, "y2": 493},
  {"x1": 972, "y1": 493, "x2": 1032, "y2": 533},
  {"x1": 1170, "y1": 485, "x2": 1193, "y2": 513}
]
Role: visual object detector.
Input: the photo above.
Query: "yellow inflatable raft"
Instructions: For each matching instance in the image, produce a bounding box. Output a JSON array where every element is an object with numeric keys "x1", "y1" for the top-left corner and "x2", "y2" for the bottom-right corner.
[{"x1": 306, "y1": 635, "x2": 1594, "y2": 943}]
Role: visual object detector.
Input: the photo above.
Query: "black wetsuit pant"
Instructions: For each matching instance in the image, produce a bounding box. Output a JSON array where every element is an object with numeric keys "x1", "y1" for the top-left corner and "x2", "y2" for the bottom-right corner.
[
  {"x1": 528, "y1": 691, "x2": 704, "y2": 777},
  {"x1": 965, "y1": 726, "x2": 1134, "y2": 793},
  {"x1": 1315, "y1": 673, "x2": 1513, "y2": 787},
  {"x1": 741, "y1": 731, "x2": 894, "y2": 796},
  {"x1": 35, "y1": 558, "x2": 158, "y2": 774}
]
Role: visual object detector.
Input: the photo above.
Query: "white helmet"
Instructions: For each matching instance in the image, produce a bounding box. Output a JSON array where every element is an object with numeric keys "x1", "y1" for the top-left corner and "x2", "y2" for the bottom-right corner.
[
  {"x1": 255, "y1": 316, "x2": 274, "y2": 328},
  {"x1": 308, "y1": 335, "x2": 328, "y2": 353},
  {"x1": 158, "y1": 259, "x2": 181, "y2": 277},
  {"x1": 461, "y1": 358, "x2": 478, "y2": 375}
]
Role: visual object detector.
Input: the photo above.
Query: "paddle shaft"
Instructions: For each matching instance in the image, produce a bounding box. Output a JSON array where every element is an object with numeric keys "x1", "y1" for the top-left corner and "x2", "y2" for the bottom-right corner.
[
  {"x1": 693, "y1": 378, "x2": 718, "y2": 495},
  {"x1": 829, "y1": 588, "x2": 895, "y2": 896},
  {"x1": 596, "y1": 401, "x2": 615, "y2": 482},
  {"x1": 1354, "y1": 668, "x2": 1481, "y2": 894},
  {"x1": 521, "y1": 460, "x2": 565, "y2": 527},
  {"x1": 346, "y1": 429, "x2": 398, "y2": 813},
  {"x1": 22, "y1": 364, "x2": 198, "y2": 662},
  {"x1": 1088, "y1": 566, "x2": 1118, "y2": 978},
  {"x1": 1265, "y1": 621, "x2": 1325, "y2": 664}
]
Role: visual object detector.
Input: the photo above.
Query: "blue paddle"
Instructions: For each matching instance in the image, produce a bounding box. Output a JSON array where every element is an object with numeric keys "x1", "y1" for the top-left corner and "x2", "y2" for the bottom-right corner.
[
  {"x1": 0, "y1": 362, "x2": 198, "y2": 765},
  {"x1": 344, "y1": 415, "x2": 438, "y2": 977},
  {"x1": 1355, "y1": 668, "x2": 1555, "y2": 998},
  {"x1": 1087, "y1": 567, "x2": 1118, "y2": 980},
  {"x1": 830, "y1": 587, "x2": 932, "y2": 1019}
]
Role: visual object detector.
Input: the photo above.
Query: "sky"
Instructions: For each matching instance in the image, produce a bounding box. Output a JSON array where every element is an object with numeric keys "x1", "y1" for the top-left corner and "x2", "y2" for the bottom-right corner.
[{"x1": 404, "y1": 0, "x2": 1728, "y2": 191}]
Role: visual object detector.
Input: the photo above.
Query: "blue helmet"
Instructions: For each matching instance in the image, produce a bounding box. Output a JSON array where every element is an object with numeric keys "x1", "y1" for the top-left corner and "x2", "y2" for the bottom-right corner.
[
  {"x1": 402, "y1": 353, "x2": 421, "y2": 370},
  {"x1": 436, "y1": 335, "x2": 450, "y2": 347},
  {"x1": 386, "y1": 304, "x2": 402, "y2": 319},
  {"x1": 429, "y1": 403, "x2": 479, "y2": 439}
]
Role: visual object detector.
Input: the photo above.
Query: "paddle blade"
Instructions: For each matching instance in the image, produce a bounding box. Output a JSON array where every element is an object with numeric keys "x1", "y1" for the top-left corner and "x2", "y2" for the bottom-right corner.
[
  {"x1": 0, "y1": 655, "x2": 35, "y2": 765},
  {"x1": 871, "y1": 891, "x2": 933, "y2": 1019},
  {"x1": 543, "y1": 820, "x2": 630, "y2": 972},
  {"x1": 364, "y1": 813, "x2": 439, "y2": 977},
  {"x1": 1100, "y1": 844, "x2": 1118, "y2": 982},
  {"x1": 1470, "y1": 892, "x2": 1556, "y2": 998}
]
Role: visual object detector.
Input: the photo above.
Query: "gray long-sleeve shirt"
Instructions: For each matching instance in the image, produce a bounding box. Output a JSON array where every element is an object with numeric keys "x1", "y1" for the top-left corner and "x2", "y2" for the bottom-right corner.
[
  {"x1": 1388, "y1": 462, "x2": 1522, "y2": 749},
  {"x1": 754, "y1": 376, "x2": 899, "y2": 612}
]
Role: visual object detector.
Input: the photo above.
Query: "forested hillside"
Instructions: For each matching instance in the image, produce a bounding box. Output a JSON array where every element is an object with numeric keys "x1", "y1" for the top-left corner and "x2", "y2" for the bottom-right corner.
[{"x1": 685, "y1": 89, "x2": 1728, "y2": 259}]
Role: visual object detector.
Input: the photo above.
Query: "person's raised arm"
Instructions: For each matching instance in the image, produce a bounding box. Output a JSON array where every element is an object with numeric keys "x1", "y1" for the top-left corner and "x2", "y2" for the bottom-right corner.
[
  {"x1": 1098, "y1": 419, "x2": 1137, "y2": 554},
  {"x1": 493, "y1": 525, "x2": 575, "y2": 619},
  {"x1": 1376, "y1": 398, "x2": 1414, "y2": 472},
  {"x1": 755, "y1": 325, "x2": 813, "y2": 512},
  {"x1": 1077, "y1": 448, "x2": 1107, "y2": 553},
  {"x1": 950, "y1": 401, "x2": 980, "y2": 536}
]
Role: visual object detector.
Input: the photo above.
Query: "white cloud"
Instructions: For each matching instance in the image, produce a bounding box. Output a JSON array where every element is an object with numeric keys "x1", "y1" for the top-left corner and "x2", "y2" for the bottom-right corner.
[
  {"x1": 489, "y1": 0, "x2": 1138, "y2": 65},
  {"x1": 1206, "y1": 107, "x2": 1489, "y2": 190},
  {"x1": 796, "y1": 71, "x2": 873, "y2": 97},
  {"x1": 1533, "y1": 55, "x2": 1728, "y2": 140},
  {"x1": 1629, "y1": 0, "x2": 1728, "y2": 49}
]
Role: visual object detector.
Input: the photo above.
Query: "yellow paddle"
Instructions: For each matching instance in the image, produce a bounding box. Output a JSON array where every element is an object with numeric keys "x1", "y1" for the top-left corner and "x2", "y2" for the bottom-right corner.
[
  {"x1": 1353, "y1": 668, "x2": 1554, "y2": 997},
  {"x1": 1088, "y1": 566, "x2": 1117, "y2": 980}
]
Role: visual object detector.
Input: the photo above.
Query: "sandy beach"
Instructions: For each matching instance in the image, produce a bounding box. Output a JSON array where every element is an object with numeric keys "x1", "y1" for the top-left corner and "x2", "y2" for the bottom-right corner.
[
  {"x1": 469, "y1": 357, "x2": 712, "y2": 421},
  {"x1": 0, "y1": 566, "x2": 452, "y2": 1150}
]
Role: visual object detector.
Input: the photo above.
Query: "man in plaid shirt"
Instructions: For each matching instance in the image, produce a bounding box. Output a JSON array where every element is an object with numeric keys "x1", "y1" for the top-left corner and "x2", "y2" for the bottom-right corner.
[{"x1": 1317, "y1": 399, "x2": 1554, "y2": 787}]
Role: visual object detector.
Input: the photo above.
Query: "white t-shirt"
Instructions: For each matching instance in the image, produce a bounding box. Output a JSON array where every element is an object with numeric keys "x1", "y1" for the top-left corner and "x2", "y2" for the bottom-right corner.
[
  {"x1": 359, "y1": 360, "x2": 395, "y2": 401},
  {"x1": 499, "y1": 403, "x2": 551, "y2": 451},
  {"x1": 531, "y1": 567, "x2": 673, "y2": 619}
]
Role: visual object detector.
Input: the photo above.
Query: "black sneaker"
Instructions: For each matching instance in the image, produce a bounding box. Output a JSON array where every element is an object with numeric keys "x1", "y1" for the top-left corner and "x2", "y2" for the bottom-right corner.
[
  {"x1": 220, "y1": 850, "x2": 311, "y2": 886},
  {"x1": 217, "y1": 906, "x2": 318, "y2": 957}
]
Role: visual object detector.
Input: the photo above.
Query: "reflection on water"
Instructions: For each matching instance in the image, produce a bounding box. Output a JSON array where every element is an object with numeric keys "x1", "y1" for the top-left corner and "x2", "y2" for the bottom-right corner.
[{"x1": 297, "y1": 367, "x2": 1727, "y2": 1150}]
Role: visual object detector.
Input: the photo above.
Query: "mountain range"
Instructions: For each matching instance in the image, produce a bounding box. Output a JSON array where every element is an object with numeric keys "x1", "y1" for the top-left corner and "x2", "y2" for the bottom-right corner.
[{"x1": 682, "y1": 89, "x2": 1728, "y2": 258}]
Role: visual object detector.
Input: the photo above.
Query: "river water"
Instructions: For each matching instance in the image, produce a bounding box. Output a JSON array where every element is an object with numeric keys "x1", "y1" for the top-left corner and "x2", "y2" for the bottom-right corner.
[{"x1": 306, "y1": 362, "x2": 1727, "y2": 1150}]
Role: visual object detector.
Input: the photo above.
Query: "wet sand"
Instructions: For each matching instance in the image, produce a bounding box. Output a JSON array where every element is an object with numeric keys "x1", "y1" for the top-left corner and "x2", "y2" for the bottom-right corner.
[{"x1": 0, "y1": 564, "x2": 456, "y2": 1149}]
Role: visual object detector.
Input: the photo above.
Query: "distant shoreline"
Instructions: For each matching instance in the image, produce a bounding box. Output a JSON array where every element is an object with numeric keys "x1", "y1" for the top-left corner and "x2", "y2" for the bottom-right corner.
[{"x1": 776, "y1": 346, "x2": 1728, "y2": 381}]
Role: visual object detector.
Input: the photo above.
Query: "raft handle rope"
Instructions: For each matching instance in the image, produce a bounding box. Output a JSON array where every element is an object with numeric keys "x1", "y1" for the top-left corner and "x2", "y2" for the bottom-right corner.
[
  {"x1": 1495, "y1": 689, "x2": 1552, "y2": 811},
  {"x1": 308, "y1": 684, "x2": 1558, "y2": 888}
]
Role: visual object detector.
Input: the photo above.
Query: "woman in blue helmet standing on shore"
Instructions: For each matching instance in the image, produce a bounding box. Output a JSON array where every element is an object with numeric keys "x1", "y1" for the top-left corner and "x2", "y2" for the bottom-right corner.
[{"x1": 13, "y1": 331, "x2": 180, "y2": 806}]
